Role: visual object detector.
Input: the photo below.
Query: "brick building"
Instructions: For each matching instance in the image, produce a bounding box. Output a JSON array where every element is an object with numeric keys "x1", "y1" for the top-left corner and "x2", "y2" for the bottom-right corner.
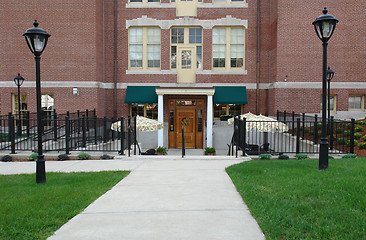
[{"x1": 0, "y1": 0, "x2": 365, "y2": 149}]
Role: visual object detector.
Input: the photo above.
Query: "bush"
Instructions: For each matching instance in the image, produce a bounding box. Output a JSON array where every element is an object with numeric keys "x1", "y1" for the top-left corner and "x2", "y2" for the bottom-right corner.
[
  {"x1": 296, "y1": 153, "x2": 308, "y2": 160},
  {"x1": 156, "y1": 146, "x2": 168, "y2": 155},
  {"x1": 278, "y1": 154, "x2": 289, "y2": 160},
  {"x1": 259, "y1": 154, "x2": 272, "y2": 160},
  {"x1": 100, "y1": 154, "x2": 113, "y2": 160},
  {"x1": 346, "y1": 140, "x2": 358, "y2": 147},
  {"x1": 343, "y1": 130, "x2": 351, "y2": 137},
  {"x1": 29, "y1": 153, "x2": 38, "y2": 161},
  {"x1": 359, "y1": 142, "x2": 366, "y2": 149},
  {"x1": 77, "y1": 153, "x2": 90, "y2": 160},
  {"x1": 360, "y1": 121, "x2": 366, "y2": 126},
  {"x1": 57, "y1": 154, "x2": 69, "y2": 161},
  {"x1": 355, "y1": 126, "x2": 363, "y2": 132},
  {"x1": 1, "y1": 155, "x2": 13, "y2": 162},
  {"x1": 204, "y1": 147, "x2": 216, "y2": 155},
  {"x1": 354, "y1": 133, "x2": 362, "y2": 140},
  {"x1": 361, "y1": 135, "x2": 366, "y2": 142},
  {"x1": 342, "y1": 153, "x2": 357, "y2": 159},
  {"x1": 337, "y1": 138, "x2": 347, "y2": 145},
  {"x1": 336, "y1": 128, "x2": 343, "y2": 134},
  {"x1": 347, "y1": 123, "x2": 352, "y2": 129}
]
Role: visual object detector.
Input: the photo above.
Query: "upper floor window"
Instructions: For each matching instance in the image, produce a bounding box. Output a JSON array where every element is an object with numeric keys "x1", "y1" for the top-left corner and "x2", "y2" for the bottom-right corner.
[
  {"x1": 130, "y1": 0, "x2": 160, "y2": 2},
  {"x1": 213, "y1": 27, "x2": 245, "y2": 69},
  {"x1": 349, "y1": 95, "x2": 364, "y2": 111},
  {"x1": 213, "y1": 0, "x2": 244, "y2": 2},
  {"x1": 129, "y1": 27, "x2": 161, "y2": 69}
]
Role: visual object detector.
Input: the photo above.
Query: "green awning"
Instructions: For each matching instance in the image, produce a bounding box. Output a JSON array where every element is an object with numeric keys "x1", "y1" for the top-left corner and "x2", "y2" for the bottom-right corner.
[
  {"x1": 214, "y1": 86, "x2": 248, "y2": 104},
  {"x1": 124, "y1": 86, "x2": 159, "y2": 104}
]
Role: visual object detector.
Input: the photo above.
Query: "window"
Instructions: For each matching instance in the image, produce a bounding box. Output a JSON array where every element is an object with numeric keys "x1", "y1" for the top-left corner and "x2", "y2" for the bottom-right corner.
[
  {"x1": 41, "y1": 94, "x2": 54, "y2": 111},
  {"x1": 129, "y1": 27, "x2": 161, "y2": 69},
  {"x1": 131, "y1": 104, "x2": 158, "y2": 119},
  {"x1": 349, "y1": 95, "x2": 364, "y2": 111},
  {"x1": 170, "y1": 27, "x2": 203, "y2": 70},
  {"x1": 12, "y1": 93, "x2": 27, "y2": 118},
  {"x1": 213, "y1": 0, "x2": 244, "y2": 2},
  {"x1": 130, "y1": 0, "x2": 160, "y2": 3},
  {"x1": 329, "y1": 95, "x2": 336, "y2": 112},
  {"x1": 213, "y1": 27, "x2": 245, "y2": 70},
  {"x1": 214, "y1": 104, "x2": 242, "y2": 118}
]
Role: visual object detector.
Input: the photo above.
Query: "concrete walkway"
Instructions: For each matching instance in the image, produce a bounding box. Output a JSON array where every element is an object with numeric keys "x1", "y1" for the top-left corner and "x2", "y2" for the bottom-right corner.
[{"x1": 1, "y1": 156, "x2": 265, "y2": 240}]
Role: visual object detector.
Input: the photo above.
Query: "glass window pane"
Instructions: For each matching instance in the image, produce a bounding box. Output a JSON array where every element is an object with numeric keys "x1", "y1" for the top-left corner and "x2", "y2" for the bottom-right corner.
[
  {"x1": 131, "y1": 104, "x2": 144, "y2": 117},
  {"x1": 213, "y1": 28, "x2": 226, "y2": 44},
  {"x1": 147, "y1": 28, "x2": 160, "y2": 43},
  {"x1": 171, "y1": 28, "x2": 184, "y2": 44},
  {"x1": 171, "y1": 46, "x2": 177, "y2": 69},
  {"x1": 130, "y1": 28, "x2": 142, "y2": 43},
  {"x1": 231, "y1": 28, "x2": 244, "y2": 44},
  {"x1": 130, "y1": 0, "x2": 142, "y2": 2},
  {"x1": 196, "y1": 46, "x2": 202, "y2": 69}
]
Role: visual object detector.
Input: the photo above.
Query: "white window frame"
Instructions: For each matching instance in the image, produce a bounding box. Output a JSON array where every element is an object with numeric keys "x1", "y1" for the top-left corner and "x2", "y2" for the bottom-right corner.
[{"x1": 348, "y1": 95, "x2": 364, "y2": 111}]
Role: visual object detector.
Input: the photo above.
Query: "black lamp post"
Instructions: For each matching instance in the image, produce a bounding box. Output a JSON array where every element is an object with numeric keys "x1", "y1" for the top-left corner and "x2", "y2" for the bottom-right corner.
[
  {"x1": 14, "y1": 73, "x2": 25, "y2": 135},
  {"x1": 23, "y1": 20, "x2": 51, "y2": 183},
  {"x1": 326, "y1": 67, "x2": 335, "y2": 120},
  {"x1": 313, "y1": 8, "x2": 338, "y2": 170}
]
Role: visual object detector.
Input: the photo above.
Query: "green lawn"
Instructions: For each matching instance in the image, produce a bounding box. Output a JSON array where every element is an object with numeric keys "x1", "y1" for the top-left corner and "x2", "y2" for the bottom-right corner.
[
  {"x1": 226, "y1": 158, "x2": 366, "y2": 240},
  {"x1": 0, "y1": 171, "x2": 129, "y2": 240}
]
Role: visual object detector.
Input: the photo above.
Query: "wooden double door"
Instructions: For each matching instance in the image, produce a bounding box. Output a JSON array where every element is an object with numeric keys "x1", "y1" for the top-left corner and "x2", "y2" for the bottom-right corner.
[{"x1": 168, "y1": 98, "x2": 204, "y2": 149}]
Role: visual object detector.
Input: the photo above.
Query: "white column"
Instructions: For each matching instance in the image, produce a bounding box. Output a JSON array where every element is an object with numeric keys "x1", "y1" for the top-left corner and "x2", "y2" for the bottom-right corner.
[
  {"x1": 207, "y1": 95, "x2": 213, "y2": 147},
  {"x1": 158, "y1": 94, "x2": 164, "y2": 147}
]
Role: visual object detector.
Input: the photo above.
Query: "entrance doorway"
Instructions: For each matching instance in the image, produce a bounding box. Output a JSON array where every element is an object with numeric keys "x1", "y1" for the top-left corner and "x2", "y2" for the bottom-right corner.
[{"x1": 168, "y1": 98, "x2": 204, "y2": 149}]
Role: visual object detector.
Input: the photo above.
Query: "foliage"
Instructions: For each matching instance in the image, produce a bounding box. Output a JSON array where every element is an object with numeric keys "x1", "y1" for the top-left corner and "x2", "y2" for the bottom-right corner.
[
  {"x1": 359, "y1": 142, "x2": 366, "y2": 149},
  {"x1": 342, "y1": 153, "x2": 357, "y2": 159},
  {"x1": 1, "y1": 155, "x2": 13, "y2": 162},
  {"x1": 156, "y1": 146, "x2": 167, "y2": 155},
  {"x1": 57, "y1": 154, "x2": 69, "y2": 161},
  {"x1": 100, "y1": 154, "x2": 114, "y2": 160},
  {"x1": 346, "y1": 140, "x2": 358, "y2": 147},
  {"x1": 337, "y1": 138, "x2": 347, "y2": 145},
  {"x1": 336, "y1": 128, "x2": 343, "y2": 134},
  {"x1": 295, "y1": 153, "x2": 308, "y2": 160},
  {"x1": 355, "y1": 126, "x2": 363, "y2": 132},
  {"x1": 343, "y1": 130, "x2": 351, "y2": 137},
  {"x1": 0, "y1": 171, "x2": 129, "y2": 239},
  {"x1": 354, "y1": 132, "x2": 362, "y2": 140},
  {"x1": 77, "y1": 153, "x2": 90, "y2": 160},
  {"x1": 204, "y1": 147, "x2": 216, "y2": 155},
  {"x1": 362, "y1": 135, "x2": 366, "y2": 142},
  {"x1": 226, "y1": 158, "x2": 366, "y2": 239},
  {"x1": 29, "y1": 153, "x2": 38, "y2": 161},
  {"x1": 259, "y1": 154, "x2": 272, "y2": 160}
]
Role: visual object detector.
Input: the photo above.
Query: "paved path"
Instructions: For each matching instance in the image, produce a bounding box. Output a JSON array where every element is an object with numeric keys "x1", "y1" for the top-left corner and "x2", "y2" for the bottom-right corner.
[{"x1": 1, "y1": 156, "x2": 265, "y2": 240}]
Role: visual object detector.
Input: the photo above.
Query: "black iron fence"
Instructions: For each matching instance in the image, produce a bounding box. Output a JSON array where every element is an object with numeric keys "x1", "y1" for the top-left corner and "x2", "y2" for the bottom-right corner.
[
  {"x1": 0, "y1": 111, "x2": 140, "y2": 156},
  {"x1": 229, "y1": 112, "x2": 354, "y2": 156}
]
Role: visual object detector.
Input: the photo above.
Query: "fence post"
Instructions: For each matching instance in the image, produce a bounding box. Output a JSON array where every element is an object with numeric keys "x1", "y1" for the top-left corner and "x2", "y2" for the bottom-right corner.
[
  {"x1": 9, "y1": 113, "x2": 16, "y2": 154},
  {"x1": 103, "y1": 117, "x2": 107, "y2": 143},
  {"x1": 94, "y1": 115, "x2": 98, "y2": 145},
  {"x1": 314, "y1": 114, "x2": 318, "y2": 144},
  {"x1": 82, "y1": 115, "x2": 86, "y2": 148},
  {"x1": 276, "y1": 110, "x2": 280, "y2": 121},
  {"x1": 65, "y1": 116, "x2": 70, "y2": 154},
  {"x1": 302, "y1": 113, "x2": 305, "y2": 139},
  {"x1": 182, "y1": 125, "x2": 185, "y2": 158},
  {"x1": 53, "y1": 109, "x2": 58, "y2": 141},
  {"x1": 350, "y1": 119, "x2": 355, "y2": 154},
  {"x1": 134, "y1": 115, "x2": 137, "y2": 155},
  {"x1": 283, "y1": 110, "x2": 287, "y2": 123},
  {"x1": 119, "y1": 117, "x2": 125, "y2": 155},
  {"x1": 128, "y1": 116, "x2": 131, "y2": 157},
  {"x1": 77, "y1": 110, "x2": 80, "y2": 134},
  {"x1": 330, "y1": 116, "x2": 334, "y2": 151},
  {"x1": 296, "y1": 118, "x2": 300, "y2": 154},
  {"x1": 242, "y1": 118, "x2": 247, "y2": 156},
  {"x1": 292, "y1": 112, "x2": 295, "y2": 136},
  {"x1": 86, "y1": 109, "x2": 89, "y2": 131},
  {"x1": 26, "y1": 111, "x2": 30, "y2": 138}
]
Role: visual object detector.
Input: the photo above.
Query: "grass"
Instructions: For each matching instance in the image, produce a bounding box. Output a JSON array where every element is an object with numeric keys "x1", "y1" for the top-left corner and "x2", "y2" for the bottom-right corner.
[
  {"x1": 0, "y1": 171, "x2": 129, "y2": 240},
  {"x1": 226, "y1": 158, "x2": 366, "y2": 239}
]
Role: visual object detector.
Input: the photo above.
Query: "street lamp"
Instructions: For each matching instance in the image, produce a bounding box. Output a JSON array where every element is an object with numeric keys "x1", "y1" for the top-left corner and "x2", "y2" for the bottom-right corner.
[
  {"x1": 23, "y1": 20, "x2": 51, "y2": 183},
  {"x1": 313, "y1": 8, "x2": 338, "y2": 170},
  {"x1": 14, "y1": 73, "x2": 25, "y2": 135},
  {"x1": 326, "y1": 67, "x2": 335, "y2": 121}
]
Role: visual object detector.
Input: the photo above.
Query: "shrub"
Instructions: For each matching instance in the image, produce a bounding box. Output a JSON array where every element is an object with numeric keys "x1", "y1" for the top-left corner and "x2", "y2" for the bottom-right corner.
[
  {"x1": 355, "y1": 126, "x2": 363, "y2": 132},
  {"x1": 304, "y1": 128, "x2": 310, "y2": 134},
  {"x1": 296, "y1": 153, "x2": 308, "y2": 160},
  {"x1": 156, "y1": 146, "x2": 168, "y2": 155},
  {"x1": 29, "y1": 153, "x2": 38, "y2": 161},
  {"x1": 77, "y1": 153, "x2": 90, "y2": 160},
  {"x1": 359, "y1": 142, "x2": 366, "y2": 149},
  {"x1": 100, "y1": 154, "x2": 113, "y2": 160},
  {"x1": 361, "y1": 135, "x2": 366, "y2": 142},
  {"x1": 343, "y1": 130, "x2": 351, "y2": 137},
  {"x1": 1, "y1": 155, "x2": 13, "y2": 162},
  {"x1": 337, "y1": 138, "x2": 347, "y2": 145},
  {"x1": 57, "y1": 154, "x2": 69, "y2": 161},
  {"x1": 360, "y1": 121, "x2": 366, "y2": 126},
  {"x1": 309, "y1": 130, "x2": 314, "y2": 135},
  {"x1": 336, "y1": 128, "x2": 343, "y2": 134},
  {"x1": 204, "y1": 147, "x2": 216, "y2": 155},
  {"x1": 354, "y1": 133, "x2": 362, "y2": 140},
  {"x1": 342, "y1": 153, "x2": 357, "y2": 159},
  {"x1": 259, "y1": 154, "x2": 272, "y2": 160},
  {"x1": 347, "y1": 123, "x2": 352, "y2": 129},
  {"x1": 346, "y1": 140, "x2": 358, "y2": 147}
]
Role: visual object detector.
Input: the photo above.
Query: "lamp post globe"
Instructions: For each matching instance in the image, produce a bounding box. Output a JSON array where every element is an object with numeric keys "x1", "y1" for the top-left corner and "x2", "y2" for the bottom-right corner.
[
  {"x1": 14, "y1": 73, "x2": 25, "y2": 135},
  {"x1": 313, "y1": 8, "x2": 338, "y2": 170},
  {"x1": 23, "y1": 20, "x2": 51, "y2": 183}
]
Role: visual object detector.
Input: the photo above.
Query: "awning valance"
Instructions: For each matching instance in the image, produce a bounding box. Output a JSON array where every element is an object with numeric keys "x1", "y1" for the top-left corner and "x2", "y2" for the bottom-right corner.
[
  {"x1": 213, "y1": 86, "x2": 248, "y2": 104},
  {"x1": 124, "y1": 86, "x2": 159, "y2": 104}
]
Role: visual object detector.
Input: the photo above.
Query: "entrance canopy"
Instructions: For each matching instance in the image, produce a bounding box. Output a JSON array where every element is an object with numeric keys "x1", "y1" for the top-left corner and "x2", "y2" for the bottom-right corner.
[
  {"x1": 124, "y1": 86, "x2": 159, "y2": 104},
  {"x1": 213, "y1": 86, "x2": 248, "y2": 104}
]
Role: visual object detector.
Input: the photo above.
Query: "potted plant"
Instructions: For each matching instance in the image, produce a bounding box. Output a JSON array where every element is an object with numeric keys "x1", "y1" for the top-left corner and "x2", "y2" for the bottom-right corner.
[
  {"x1": 204, "y1": 147, "x2": 216, "y2": 155},
  {"x1": 156, "y1": 146, "x2": 167, "y2": 155}
]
